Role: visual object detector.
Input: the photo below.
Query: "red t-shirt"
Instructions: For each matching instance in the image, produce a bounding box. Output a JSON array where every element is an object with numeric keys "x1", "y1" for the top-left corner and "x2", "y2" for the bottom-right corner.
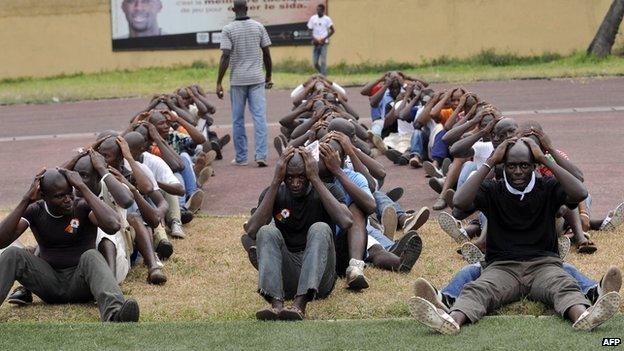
[{"x1": 537, "y1": 149, "x2": 569, "y2": 177}]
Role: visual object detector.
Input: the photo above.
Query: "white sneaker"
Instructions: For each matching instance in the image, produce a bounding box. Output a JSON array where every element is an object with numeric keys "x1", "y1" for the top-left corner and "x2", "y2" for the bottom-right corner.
[
  {"x1": 231, "y1": 159, "x2": 248, "y2": 166},
  {"x1": 186, "y1": 189, "x2": 205, "y2": 213},
  {"x1": 438, "y1": 212, "x2": 469, "y2": 244},
  {"x1": 460, "y1": 242, "x2": 485, "y2": 264},
  {"x1": 573, "y1": 291, "x2": 621, "y2": 331},
  {"x1": 413, "y1": 278, "x2": 449, "y2": 313},
  {"x1": 600, "y1": 202, "x2": 624, "y2": 231},
  {"x1": 197, "y1": 166, "x2": 213, "y2": 188},
  {"x1": 346, "y1": 258, "x2": 369, "y2": 290},
  {"x1": 408, "y1": 296, "x2": 460, "y2": 335},
  {"x1": 558, "y1": 235, "x2": 571, "y2": 260},
  {"x1": 169, "y1": 221, "x2": 186, "y2": 239},
  {"x1": 402, "y1": 207, "x2": 430, "y2": 232},
  {"x1": 598, "y1": 266, "x2": 623, "y2": 298},
  {"x1": 381, "y1": 206, "x2": 398, "y2": 240}
]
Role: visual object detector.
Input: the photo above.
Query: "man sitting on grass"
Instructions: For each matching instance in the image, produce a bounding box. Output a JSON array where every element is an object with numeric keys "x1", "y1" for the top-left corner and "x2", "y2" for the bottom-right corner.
[
  {"x1": 0, "y1": 169, "x2": 139, "y2": 322},
  {"x1": 244, "y1": 147, "x2": 353, "y2": 321},
  {"x1": 409, "y1": 137, "x2": 621, "y2": 334}
]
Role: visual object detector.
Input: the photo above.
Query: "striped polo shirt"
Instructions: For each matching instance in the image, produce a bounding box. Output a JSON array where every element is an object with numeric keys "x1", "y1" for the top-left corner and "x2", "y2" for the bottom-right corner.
[{"x1": 220, "y1": 18, "x2": 272, "y2": 86}]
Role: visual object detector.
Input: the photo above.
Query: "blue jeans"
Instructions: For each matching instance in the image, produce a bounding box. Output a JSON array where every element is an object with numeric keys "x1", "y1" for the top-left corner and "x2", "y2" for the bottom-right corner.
[
  {"x1": 457, "y1": 161, "x2": 478, "y2": 189},
  {"x1": 373, "y1": 191, "x2": 405, "y2": 220},
  {"x1": 312, "y1": 44, "x2": 328, "y2": 76},
  {"x1": 367, "y1": 223, "x2": 394, "y2": 251},
  {"x1": 230, "y1": 84, "x2": 268, "y2": 163},
  {"x1": 440, "y1": 262, "x2": 597, "y2": 299},
  {"x1": 178, "y1": 152, "x2": 197, "y2": 201},
  {"x1": 409, "y1": 125, "x2": 431, "y2": 159}
]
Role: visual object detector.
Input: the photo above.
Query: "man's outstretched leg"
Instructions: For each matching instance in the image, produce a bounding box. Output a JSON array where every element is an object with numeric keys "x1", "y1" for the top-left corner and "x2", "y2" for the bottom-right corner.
[
  {"x1": 279, "y1": 222, "x2": 336, "y2": 321},
  {"x1": 69, "y1": 249, "x2": 139, "y2": 322}
]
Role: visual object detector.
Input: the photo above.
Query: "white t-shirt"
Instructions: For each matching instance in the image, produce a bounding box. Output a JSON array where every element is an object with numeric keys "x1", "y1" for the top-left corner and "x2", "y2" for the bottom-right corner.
[
  {"x1": 141, "y1": 152, "x2": 181, "y2": 186},
  {"x1": 307, "y1": 15, "x2": 333, "y2": 43},
  {"x1": 472, "y1": 140, "x2": 494, "y2": 168},
  {"x1": 124, "y1": 159, "x2": 159, "y2": 191}
]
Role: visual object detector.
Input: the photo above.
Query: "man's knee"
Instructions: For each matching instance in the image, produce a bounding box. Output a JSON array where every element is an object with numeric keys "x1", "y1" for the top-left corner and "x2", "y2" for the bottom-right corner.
[
  {"x1": 256, "y1": 225, "x2": 282, "y2": 245},
  {"x1": 79, "y1": 249, "x2": 106, "y2": 266},
  {"x1": 307, "y1": 222, "x2": 332, "y2": 241},
  {"x1": 0, "y1": 246, "x2": 27, "y2": 261}
]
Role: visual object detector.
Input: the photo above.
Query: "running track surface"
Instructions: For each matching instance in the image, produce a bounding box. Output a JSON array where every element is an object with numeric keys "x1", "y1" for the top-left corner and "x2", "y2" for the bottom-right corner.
[{"x1": 1, "y1": 77, "x2": 623, "y2": 217}]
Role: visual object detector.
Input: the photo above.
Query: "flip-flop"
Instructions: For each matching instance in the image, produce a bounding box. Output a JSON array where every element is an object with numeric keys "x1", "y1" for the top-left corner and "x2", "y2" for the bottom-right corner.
[
  {"x1": 278, "y1": 307, "x2": 305, "y2": 321},
  {"x1": 577, "y1": 241, "x2": 597, "y2": 254},
  {"x1": 147, "y1": 267, "x2": 167, "y2": 285},
  {"x1": 256, "y1": 307, "x2": 280, "y2": 321}
]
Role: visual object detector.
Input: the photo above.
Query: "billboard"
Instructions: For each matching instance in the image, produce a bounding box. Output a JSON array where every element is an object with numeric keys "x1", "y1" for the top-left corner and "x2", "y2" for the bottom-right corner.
[{"x1": 111, "y1": 0, "x2": 327, "y2": 51}]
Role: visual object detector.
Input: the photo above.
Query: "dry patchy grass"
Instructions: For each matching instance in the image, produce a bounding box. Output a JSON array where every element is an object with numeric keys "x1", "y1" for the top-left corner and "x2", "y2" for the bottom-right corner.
[{"x1": 0, "y1": 215, "x2": 623, "y2": 322}]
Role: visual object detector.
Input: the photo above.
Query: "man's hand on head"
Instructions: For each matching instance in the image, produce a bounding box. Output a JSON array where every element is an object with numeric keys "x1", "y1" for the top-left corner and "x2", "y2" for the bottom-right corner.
[
  {"x1": 146, "y1": 122, "x2": 162, "y2": 141},
  {"x1": 24, "y1": 168, "x2": 45, "y2": 203},
  {"x1": 320, "y1": 143, "x2": 342, "y2": 175},
  {"x1": 521, "y1": 137, "x2": 547, "y2": 164},
  {"x1": 481, "y1": 118, "x2": 497, "y2": 135},
  {"x1": 58, "y1": 168, "x2": 84, "y2": 188},
  {"x1": 488, "y1": 137, "x2": 518, "y2": 165},
  {"x1": 274, "y1": 147, "x2": 296, "y2": 184},
  {"x1": 116, "y1": 136, "x2": 133, "y2": 160},
  {"x1": 299, "y1": 147, "x2": 320, "y2": 181},
  {"x1": 530, "y1": 128, "x2": 554, "y2": 152},
  {"x1": 89, "y1": 149, "x2": 109, "y2": 175}
]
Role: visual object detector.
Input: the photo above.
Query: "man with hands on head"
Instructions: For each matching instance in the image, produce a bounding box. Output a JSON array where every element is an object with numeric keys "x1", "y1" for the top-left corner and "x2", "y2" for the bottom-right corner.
[
  {"x1": 0, "y1": 167, "x2": 140, "y2": 322},
  {"x1": 244, "y1": 147, "x2": 352, "y2": 321},
  {"x1": 410, "y1": 136, "x2": 621, "y2": 334}
]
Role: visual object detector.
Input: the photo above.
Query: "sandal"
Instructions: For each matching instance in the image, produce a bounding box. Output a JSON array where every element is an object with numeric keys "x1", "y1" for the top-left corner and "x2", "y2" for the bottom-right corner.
[
  {"x1": 147, "y1": 267, "x2": 167, "y2": 285},
  {"x1": 256, "y1": 307, "x2": 280, "y2": 321},
  {"x1": 577, "y1": 240, "x2": 598, "y2": 254},
  {"x1": 278, "y1": 306, "x2": 305, "y2": 321}
]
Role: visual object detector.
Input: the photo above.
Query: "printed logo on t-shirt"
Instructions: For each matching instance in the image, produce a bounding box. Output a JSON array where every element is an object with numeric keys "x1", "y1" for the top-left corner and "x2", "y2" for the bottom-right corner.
[
  {"x1": 65, "y1": 218, "x2": 80, "y2": 235},
  {"x1": 275, "y1": 209, "x2": 290, "y2": 223}
]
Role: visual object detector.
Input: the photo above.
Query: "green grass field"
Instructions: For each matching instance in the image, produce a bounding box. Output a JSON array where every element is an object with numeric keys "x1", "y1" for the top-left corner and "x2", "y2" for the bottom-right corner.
[
  {"x1": 1, "y1": 51, "x2": 623, "y2": 105},
  {"x1": 1, "y1": 316, "x2": 622, "y2": 350}
]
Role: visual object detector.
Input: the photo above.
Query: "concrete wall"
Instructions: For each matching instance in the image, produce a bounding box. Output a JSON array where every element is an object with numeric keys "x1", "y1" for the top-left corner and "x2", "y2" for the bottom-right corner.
[{"x1": 0, "y1": 0, "x2": 614, "y2": 79}]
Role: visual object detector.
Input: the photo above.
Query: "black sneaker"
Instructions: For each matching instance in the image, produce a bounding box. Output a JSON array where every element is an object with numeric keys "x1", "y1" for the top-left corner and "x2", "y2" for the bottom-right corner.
[
  {"x1": 428, "y1": 177, "x2": 444, "y2": 194},
  {"x1": 7, "y1": 286, "x2": 32, "y2": 306},
  {"x1": 398, "y1": 233, "x2": 423, "y2": 273},
  {"x1": 155, "y1": 239, "x2": 174, "y2": 260},
  {"x1": 385, "y1": 149, "x2": 408, "y2": 165},
  {"x1": 180, "y1": 207, "x2": 194, "y2": 224},
  {"x1": 111, "y1": 299, "x2": 140, "y2": 322},
  {"x1": 389, "y1": 230, "x2": 418, "y2": 256},
  {"x1": 386, "y1": 187, "x2": 404, "y2": 202}
]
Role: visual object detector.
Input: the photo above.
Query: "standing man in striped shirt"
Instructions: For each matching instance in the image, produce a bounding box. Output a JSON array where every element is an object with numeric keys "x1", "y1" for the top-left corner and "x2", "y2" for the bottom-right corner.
[{"x1": 216, "y1": 0, "x2": 273, "y2": 167}]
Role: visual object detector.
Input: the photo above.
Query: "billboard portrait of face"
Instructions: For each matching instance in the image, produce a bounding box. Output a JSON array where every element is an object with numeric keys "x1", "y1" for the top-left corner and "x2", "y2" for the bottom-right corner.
[
  {"x1": 111, "y1": 0, "x2": 328, "y2": 49},
  {"x1": 113, "y1": 0, "x2": 164, "y2": 39}
]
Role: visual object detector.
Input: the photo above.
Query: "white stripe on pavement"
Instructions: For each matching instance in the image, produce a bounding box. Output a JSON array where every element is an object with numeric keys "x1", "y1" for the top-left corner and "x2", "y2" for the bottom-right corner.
[{"x1": 1, "y1": 105, "x2": 623, "y2": 143}]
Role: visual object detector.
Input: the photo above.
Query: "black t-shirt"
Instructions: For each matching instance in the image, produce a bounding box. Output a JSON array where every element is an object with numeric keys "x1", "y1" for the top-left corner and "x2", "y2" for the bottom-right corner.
[
  {"x1": 258, "y1": 183, "x2": 347, "y2": 252},
  {"x1": 22, "y1": 199, "x2": 97, "y2": 269},
  {"x1": 474, "y1": 177, "x2": 576, "y2": 264}
]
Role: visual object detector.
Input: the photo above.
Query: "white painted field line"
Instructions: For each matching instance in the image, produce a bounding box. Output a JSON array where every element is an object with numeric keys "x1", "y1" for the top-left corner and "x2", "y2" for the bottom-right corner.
[{"x1": 1, "y1": 106, "x2": 623, "y2": 143}]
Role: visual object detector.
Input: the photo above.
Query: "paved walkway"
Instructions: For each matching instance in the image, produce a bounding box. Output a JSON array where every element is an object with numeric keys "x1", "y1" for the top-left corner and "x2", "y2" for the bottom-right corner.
[{"x1": 1, "y1": 77, "x2": 623, "y2": 216}]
